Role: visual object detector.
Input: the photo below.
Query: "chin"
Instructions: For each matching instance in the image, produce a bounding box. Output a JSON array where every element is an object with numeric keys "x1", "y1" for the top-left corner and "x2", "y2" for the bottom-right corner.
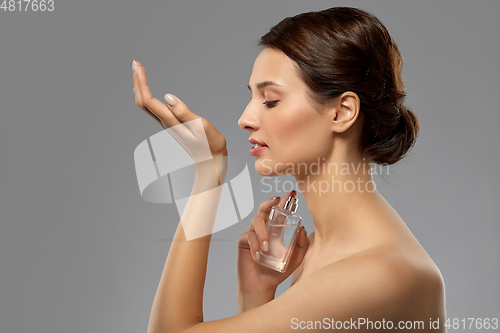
[{"x1": 254, "y1": 157, "x2": 290, "y2": 177}]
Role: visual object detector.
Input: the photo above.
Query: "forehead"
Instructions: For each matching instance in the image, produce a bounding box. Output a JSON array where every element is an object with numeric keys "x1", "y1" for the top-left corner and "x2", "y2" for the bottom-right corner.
[{"x1": 249, "y1": 48, "x2": 302, "y2": 88}]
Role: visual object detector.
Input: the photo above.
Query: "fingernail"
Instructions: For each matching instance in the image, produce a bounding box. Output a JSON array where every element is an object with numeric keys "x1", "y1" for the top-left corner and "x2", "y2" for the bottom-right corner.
[
  {"x1": 262, "y1": 240, "x2": 269, "y2": 252},
  {"x1": 165, "y1": 93, "x2": 178, "y2": 107},
  {"x1": 132, "y1": 60, "x2": 136, "y2": 73},
  {"x1": 271, "y1": 196, "x2": 280, "y2": 201},
  {"x1": 255, "y1": 251, "x2": 260, "y2": 261},
  {"x1": 290, "y1": 190, "x2": 297, "y2": 197}
]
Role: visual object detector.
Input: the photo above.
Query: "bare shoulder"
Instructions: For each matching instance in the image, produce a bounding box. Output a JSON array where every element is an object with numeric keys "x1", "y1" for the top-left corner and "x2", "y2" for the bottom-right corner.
[
  {"x1": 298, "y1": 242, "x2": 445, "y2": 315},
  {"x1": 276, "y1": 247, "x2": 443, "y2": 327},
  {"x1": 322, "y1": 244, "x2": 446, "y2": 322},
  {"x1": 345, "y1": 245, "x2": 445, "y2": 298},
  {"x1": 293, "y1": 229, "x2": 444, "y2": 309}
]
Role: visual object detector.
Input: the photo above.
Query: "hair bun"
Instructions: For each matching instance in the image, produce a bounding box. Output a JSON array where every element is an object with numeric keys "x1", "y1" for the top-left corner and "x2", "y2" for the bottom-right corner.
[{"x1": 366, "y1": 105, "x2": 419, "y2": 165}]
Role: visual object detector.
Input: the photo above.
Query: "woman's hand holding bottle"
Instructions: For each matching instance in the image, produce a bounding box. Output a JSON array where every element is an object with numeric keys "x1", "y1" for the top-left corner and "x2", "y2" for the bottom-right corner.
[{"x1": 236, "y1": 190, "x2": 310, "y2": 313}]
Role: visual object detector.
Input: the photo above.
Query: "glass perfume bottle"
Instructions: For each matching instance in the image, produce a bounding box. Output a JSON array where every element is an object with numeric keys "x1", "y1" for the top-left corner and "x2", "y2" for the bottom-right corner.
[{"x1": 257, "y1": 196, "x2": 303, "y2": 273}]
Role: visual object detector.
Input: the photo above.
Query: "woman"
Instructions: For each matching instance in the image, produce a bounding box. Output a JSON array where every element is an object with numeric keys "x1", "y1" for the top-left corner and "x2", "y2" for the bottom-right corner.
[{"x1": 133, "y1": 7, "x2": 446, "y2": 332}]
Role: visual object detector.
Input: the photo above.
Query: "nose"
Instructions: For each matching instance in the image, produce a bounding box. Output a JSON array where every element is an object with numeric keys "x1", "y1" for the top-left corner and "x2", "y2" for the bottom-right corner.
[{"x1": 238, "y1": 100, "x2": 260, "y2": 132}]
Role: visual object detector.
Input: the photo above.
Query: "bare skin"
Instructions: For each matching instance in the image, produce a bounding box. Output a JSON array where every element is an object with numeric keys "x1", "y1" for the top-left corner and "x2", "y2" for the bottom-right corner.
[
  {"x1": 238, "y1": 47, "x2": 445, "y2": 329},
  {"x1": 133, "y1": 45, "x2": 446, "y2": 332}
]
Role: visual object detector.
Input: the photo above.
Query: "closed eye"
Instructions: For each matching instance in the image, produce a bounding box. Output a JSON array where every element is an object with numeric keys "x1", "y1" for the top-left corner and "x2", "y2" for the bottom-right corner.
[{"x1": 263, "y1": 100, "x2": 278, "y2": 108}]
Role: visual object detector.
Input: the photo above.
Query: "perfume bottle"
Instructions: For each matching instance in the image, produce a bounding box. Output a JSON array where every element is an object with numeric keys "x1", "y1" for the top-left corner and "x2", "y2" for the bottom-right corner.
[{"x1": 257, "y1": 196, "x2": 303, "y2": 273}]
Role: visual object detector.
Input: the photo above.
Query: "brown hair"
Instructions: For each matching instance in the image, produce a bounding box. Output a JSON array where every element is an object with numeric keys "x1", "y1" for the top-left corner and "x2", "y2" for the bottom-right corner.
[{"x1": 259, "y1": 7, "x2": 419, "y2": 165}]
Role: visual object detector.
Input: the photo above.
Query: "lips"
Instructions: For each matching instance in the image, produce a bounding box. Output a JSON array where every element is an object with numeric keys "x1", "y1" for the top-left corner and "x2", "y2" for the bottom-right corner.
[
  {"x1": 249, "y1": 145, "x2": 267, "y2": 156},
  {"x1": 249, "y1": 138, "x2": 267, "y2": 156},
  {"x1": 249, "y1": 138, "x2": 267, "y2": 147}
]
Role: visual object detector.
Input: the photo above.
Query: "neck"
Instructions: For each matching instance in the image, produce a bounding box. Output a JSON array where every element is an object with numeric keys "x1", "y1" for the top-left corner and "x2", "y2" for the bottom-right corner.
[{"x1": 294, "y1": 152, "x2": 384, "y2": 250}]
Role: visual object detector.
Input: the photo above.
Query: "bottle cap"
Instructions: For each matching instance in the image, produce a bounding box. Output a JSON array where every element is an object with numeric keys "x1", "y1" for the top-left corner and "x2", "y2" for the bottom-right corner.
[{"x1": 284, "y1": 196, "x2": 299, "y2": 213}]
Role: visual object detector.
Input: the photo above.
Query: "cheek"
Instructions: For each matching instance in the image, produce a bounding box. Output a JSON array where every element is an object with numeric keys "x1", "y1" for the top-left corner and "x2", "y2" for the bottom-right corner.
[
  {"x1": 295, "y1": 131, "x2": 334, "y2": 173},
  {"x1": 272, "y1": 106, "x2": 309, "y2": 135},
  {"x1": 276, "y1": 110, "x2": 325, "y2": 148},
  {"x1": 267, "y1": 110, "x2": 329, "y2": 168}
]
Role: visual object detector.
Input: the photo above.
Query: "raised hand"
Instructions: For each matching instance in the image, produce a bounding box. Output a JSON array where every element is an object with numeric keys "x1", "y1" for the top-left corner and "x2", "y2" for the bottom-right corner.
[{"x1": 132, "y1": 60, "x2": 227, "y2": 164}]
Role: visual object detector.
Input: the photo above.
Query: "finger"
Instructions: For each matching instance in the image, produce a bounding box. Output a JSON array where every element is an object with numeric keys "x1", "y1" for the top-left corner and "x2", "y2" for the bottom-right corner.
[
  {"x1": 134, "y1": 61, "x2": 181, "y2": 128},
  {"x1": 133, "y1": 61, "x2": 143, "y2": 104},
  {"x1": 135, "y1": 62, "x2": 180, "y2": 127},
  {"x1": 133, "y1": 61, "x2": 167, "y2": 128},
  {"x1": 143, "y1": 105, "x2": 169, "y2": 129},
  {"x1": 249, "y1": 196, "x2": 280, "y2": 233},
  {"x1": 132, "y1": 60, "x2": 139, "y2": 91},
  {"x1": 163, "y1": 93, "x2": 202, "y2": 123},
  {"x1": 250, "y1": 215, "x2": 269, "y2": 252},
  {"x1": 277, "y1": 190, "x2": 297, "y2": 209},
  {"x1": 133, "y1": 68, "x2": 166, "y2": 128},
  {"x1": 246, "y1": 231, "x2": 261, "y2": 261},
  {"x1": 257, "y1": 196, "x2": 281, "y2": 220},
  {"x1": 285, "y1": 226, "x2": 310, "y2": 273},
  {"x1": 134, "y1": 60, "x2": 151, "y2": 100},
  {"x1": 296, "y1": 225, "x2": 309, "y2": 248},
  {"x1": 135, "y1": 87, "x2": 168, "y2": 129}
]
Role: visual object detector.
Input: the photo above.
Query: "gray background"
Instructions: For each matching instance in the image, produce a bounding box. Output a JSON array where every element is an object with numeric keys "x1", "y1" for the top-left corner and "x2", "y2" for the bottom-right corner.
[{"x1": 0, "y1": 0, "x2": 498, "y2": 332}]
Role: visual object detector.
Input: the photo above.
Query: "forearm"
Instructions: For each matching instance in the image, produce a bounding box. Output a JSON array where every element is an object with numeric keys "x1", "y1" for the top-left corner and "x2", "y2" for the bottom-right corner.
[
  {"x1": 147, "y1": 157, "x2": 226, "y2": 333},
  {"x1": 236, "y1": 288, "x2": 276, "y2": 313}
]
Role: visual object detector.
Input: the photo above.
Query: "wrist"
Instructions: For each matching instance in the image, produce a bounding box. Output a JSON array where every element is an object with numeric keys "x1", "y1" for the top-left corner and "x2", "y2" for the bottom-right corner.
[{"x1": 194, "y1": 156, "x2": 228, "y2": 185}]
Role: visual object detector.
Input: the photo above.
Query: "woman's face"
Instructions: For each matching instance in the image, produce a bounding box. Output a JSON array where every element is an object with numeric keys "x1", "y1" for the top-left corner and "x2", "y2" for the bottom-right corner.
[{"x1": 238, "y1": 47, "x2": 334, "y2": 177}]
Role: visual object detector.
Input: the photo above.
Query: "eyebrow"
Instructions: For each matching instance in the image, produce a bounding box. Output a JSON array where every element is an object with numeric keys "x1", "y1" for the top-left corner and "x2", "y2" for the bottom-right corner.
[{"x1": 247, "y1": 81, "x2": 283, "y2": 91}]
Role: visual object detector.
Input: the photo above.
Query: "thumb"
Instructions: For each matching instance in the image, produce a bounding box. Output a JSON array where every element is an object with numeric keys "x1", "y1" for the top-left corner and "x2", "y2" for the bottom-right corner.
[
  {"x1": 164, "y1": 93, "x2": 201, "y2": 123},
  {"x1": 286, "y1": 226, "x2": 310, "y2": 273}
]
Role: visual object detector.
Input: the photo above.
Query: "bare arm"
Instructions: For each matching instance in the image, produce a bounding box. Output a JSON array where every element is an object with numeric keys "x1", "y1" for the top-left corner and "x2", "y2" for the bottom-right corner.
[
  {"x1": 147, "y1": 159, "x2": 226, "y2": 333},
  {"x1": 132, "y1": 60, "x2": 229, "y2": 332}
]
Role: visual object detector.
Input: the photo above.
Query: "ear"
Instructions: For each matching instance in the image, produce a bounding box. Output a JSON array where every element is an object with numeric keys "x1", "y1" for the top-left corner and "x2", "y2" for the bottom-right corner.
[{"x1": 330, "y1": 92, "x2": 360, "y2": 134}]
